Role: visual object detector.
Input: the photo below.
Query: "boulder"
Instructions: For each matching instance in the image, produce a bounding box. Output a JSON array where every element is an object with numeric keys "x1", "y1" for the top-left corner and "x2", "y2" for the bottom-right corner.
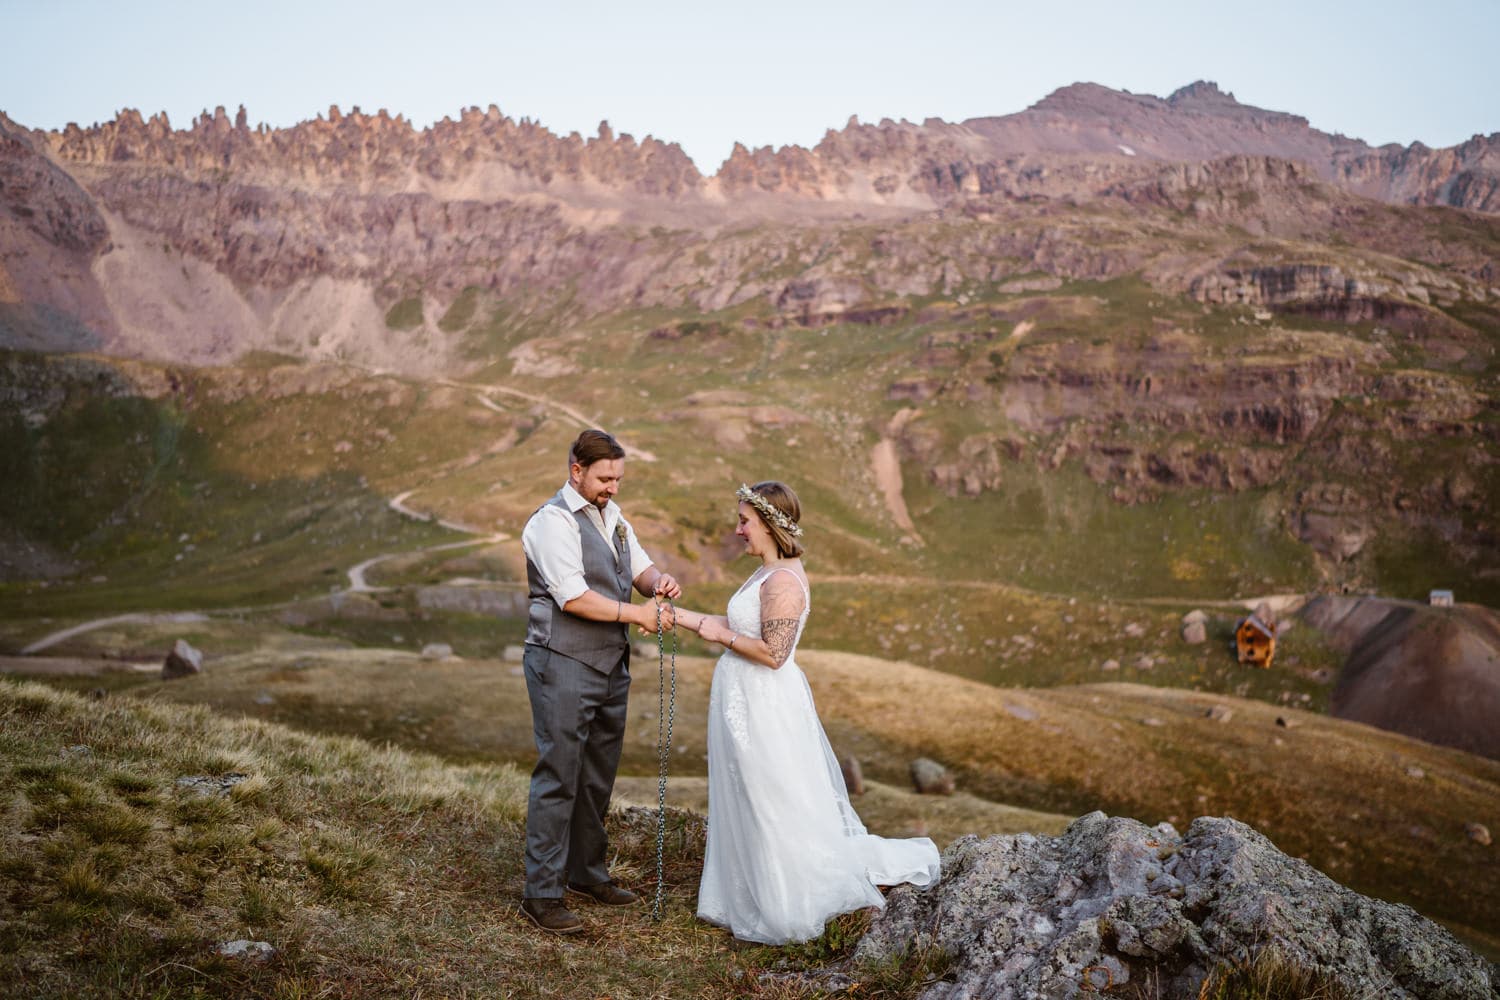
[
  {"x1": 857, "y1": 812, "x2": 1496, "y2": 999},
  {"x1": 910, "y1": 757, "x2": 955, "y2": 795},
  {"x1": 420, "y1": 643, "x2": 453, "y2": 660},
  {"x1": 162, "y1": 638, "x2": 202, "y2": 680},
  {"x1": 1182, "y1": 620, "x2": 1208, "y2": 644}
]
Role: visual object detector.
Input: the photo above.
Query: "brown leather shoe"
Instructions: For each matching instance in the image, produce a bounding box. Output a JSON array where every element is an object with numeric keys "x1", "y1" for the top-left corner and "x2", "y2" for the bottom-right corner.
[
  {"x1": 521, "y1": 897, "x2": 584, "y2": 934},
  {"x1": 566, "y1": 880, "x2": 640, "y2": 906}
]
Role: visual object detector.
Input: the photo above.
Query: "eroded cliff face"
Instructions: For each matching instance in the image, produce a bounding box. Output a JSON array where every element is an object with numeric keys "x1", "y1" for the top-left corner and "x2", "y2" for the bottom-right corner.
[
  {"x1": 1, "y1": 85, "x2": 1495, "y2": 592},
  {"x1": 43, "y1": 105, "x2": 703, "y2": 200}
]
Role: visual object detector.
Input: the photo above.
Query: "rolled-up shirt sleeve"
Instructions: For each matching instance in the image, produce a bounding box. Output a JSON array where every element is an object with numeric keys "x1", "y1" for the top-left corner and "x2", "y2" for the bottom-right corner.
[{"x1": 521, "y1": 506, "x2": 589, "y2": 607}]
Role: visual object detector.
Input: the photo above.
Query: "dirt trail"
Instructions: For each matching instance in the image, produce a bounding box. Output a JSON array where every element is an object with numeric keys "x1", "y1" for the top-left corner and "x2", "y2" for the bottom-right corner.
[
  {"x1": 446, "y1": 378, "x2": 658, "y2": 461},
  {"x1": 17, "y1": 491, "x2": 508, "y2": 655},
  {"x1": 346, "y1": 490, "x2": 507, "y2": 592},
  {"x1": 21, "y1": 612, "x2": 208, "y2": 655},
  {"x1": 870, "y1": 438, "x2": 922, "y2": 543}
]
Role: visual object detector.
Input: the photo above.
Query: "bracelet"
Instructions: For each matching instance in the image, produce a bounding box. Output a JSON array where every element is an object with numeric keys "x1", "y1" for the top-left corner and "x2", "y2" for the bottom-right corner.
[
  {"x1": 728, "y1": 634, "x2": 737, "y2": 651},
  {"x1": 615, "y1": 600, "x2": 622, "y2": 622}
]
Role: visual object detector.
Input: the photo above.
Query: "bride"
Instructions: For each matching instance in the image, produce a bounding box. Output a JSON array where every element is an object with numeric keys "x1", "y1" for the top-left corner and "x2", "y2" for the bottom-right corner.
[{"x1": 670, "y1": 481, "x2": 940, "y2": 944}]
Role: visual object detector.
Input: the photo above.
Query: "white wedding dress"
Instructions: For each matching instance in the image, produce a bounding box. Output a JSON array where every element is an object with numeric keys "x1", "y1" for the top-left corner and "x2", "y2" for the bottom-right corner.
[{"x1": 696, "y1": 566, "x2": 941, "y2": 944}]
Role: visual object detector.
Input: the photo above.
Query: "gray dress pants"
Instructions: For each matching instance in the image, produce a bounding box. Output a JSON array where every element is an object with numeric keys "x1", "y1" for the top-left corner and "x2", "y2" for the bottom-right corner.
[{"x1": 522, "y1": 643, "x2": 630, "y2": 898}]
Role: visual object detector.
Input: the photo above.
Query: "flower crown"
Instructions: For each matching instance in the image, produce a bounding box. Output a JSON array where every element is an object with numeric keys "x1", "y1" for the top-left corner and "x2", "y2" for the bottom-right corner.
[{"x1": 737, "y1": 484, "x2": 804, "y2": 537}]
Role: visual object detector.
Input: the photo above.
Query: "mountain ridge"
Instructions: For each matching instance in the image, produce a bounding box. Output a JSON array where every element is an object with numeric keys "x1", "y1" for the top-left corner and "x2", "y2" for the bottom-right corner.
[{"x1": 8, "y1": 79, "x2": 1497, "y2": 214}]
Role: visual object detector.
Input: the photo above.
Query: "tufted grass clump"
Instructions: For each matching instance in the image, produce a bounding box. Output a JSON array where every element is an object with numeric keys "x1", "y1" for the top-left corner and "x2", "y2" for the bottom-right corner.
[{"x1": 1196, "y1": 948, "x2": 1353, "y2": 1000}]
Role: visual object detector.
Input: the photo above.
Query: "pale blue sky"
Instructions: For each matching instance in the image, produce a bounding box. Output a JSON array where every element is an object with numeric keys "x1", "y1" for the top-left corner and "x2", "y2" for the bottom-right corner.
[{"x1": 4, "y1": 0, "x2": 1497, "y2": 171}]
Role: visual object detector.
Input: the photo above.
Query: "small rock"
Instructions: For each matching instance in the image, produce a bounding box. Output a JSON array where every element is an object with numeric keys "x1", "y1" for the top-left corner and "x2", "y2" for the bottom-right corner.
[
  {"x1": 1205, "y1": 705, "x2": 1234, "y2": 723},
  {"x1": 162, "y1": 638, "x2": 203, "y2": 680},
  {"x1": 910, "y1": 757, "x2": 955, "y2": 795},
  {"x1": 1133, "y1": 654, "x2": 1155, "y2": 670},
  {"x1": 60, "y1": 744, "x2": 93, "y2": 759},
  {"x1": 1003, "y1": 702, "x2": 1038, "y2": 722},
  {"x1": 1140, "y1": 717, "x2": 1165, "y2": 727},
  {"x1": 1275, "y1": 716, "x2": 1298, "y2": 728},
  {"x1": 1123, "y1": 622, "x2": 1146, "y2": 638},
  {"x1": 1101, "y1": 658, "x2": 1120, "y2": 672},
  {"x1": 1406, "y1": 766, "x2": 1425, "y2": 780},
  {"x1": 421, "y1": 643, "x2": 453, "y2": 660},
  {"x1": 1181, "y1": 609, "x2": 1209, "y2": 626},
  {"x1": 177, "y1": 773, "x2": 250, "y2": 797},
  {"x1": 1467, "y1": 823, "x2": 1492, "y2": 846},
  {"x1": 1181, "y1": 621, "x2": 1208, "y2": 644},
  {"x1": 252, "y1": 691, "x2": 275, "y2": 706},
  {"x1": 841, "y1": 756, "x2": 865, "y2": 795},
  {"x1": 217, "y1": 940, "x2": 275, "y2": 961}
]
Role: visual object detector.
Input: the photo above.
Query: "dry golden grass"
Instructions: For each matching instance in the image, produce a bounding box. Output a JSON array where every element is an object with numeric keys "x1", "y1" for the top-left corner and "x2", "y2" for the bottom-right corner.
[
  {"x1": 0, "y1": 678, "x2": 956, "y2": 999},
  {"x1": 88, "y1": 637, "x2": 1500, "y2": 957}
]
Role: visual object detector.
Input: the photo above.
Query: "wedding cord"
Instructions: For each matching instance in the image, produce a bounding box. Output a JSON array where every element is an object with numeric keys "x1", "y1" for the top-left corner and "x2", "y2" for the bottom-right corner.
[{"x1": 651, "y1": 596, "x2": 678, "y2": 922}]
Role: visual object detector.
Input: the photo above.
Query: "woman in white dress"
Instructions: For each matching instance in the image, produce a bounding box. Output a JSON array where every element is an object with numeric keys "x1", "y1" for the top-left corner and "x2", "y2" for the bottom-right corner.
[{"x1": 671, "y1": 481, "x2": 940, "y2": 944}]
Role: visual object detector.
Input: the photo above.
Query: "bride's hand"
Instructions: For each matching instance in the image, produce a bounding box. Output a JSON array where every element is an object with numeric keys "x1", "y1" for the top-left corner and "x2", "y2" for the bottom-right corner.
[{"x1": 697, "y1": 617, "x2": 734, "y2": 647}]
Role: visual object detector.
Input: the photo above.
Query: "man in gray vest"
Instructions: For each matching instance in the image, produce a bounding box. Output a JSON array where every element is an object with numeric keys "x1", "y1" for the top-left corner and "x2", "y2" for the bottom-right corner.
[{"x1": 518, "y1": 428, "x2": 681, "y2": 934}]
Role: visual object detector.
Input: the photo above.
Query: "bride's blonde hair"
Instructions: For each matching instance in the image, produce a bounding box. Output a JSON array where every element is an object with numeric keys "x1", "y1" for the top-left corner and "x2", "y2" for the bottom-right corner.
[{"x1": 742, "y1": 481, "x2": 804, "y2": 559}]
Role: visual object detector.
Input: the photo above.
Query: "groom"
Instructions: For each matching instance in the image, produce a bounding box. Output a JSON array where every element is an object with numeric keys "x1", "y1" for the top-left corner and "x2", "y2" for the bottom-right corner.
[{"x1": 518, "y1": 428, "x2": 680, "y2": 934}]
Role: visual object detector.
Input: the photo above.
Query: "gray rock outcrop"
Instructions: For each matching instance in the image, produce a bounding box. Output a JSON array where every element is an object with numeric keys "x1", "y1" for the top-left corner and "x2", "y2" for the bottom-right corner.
[{"x1": 856, "y1": 811, "x2": 1495, "y2": 1000}]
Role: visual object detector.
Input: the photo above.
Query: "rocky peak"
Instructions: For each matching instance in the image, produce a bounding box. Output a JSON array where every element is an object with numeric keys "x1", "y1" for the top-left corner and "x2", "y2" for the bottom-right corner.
[
  {"x1": 1026, "y1": 81, "x2": 1172, "y2": 119},
  {"x1": 1167, "y1": 79, "x2": 1237, "y2": 106},
  {"x1": 42, "y1": 104, "x2": 704, "y2": 198}
]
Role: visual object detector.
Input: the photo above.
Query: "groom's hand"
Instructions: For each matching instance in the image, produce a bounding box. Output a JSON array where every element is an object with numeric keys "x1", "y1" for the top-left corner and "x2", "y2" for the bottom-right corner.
[
  {"x1": 630, "y1": 593, "x2": 678, "y2": 632},
  {"x1": 653, "y1": 573, "x2": 682, "y2": 601}
]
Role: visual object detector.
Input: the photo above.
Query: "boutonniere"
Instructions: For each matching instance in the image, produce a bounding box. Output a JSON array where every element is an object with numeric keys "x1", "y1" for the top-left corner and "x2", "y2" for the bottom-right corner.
[{"x1": 616, "y1": 522, "x2": 628, "y2": 544}]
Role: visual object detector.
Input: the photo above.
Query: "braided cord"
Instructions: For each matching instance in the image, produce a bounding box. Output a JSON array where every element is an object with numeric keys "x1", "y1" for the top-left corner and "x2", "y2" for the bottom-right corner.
[{"x1": 651, "y1": 597, "x2": 678, "y2": 921}]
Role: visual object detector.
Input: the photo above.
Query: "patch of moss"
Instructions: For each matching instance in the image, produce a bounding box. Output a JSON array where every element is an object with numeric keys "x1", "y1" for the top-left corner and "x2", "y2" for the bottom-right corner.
[{"x1": 384, "y1": 296, "x2": 424, "y2": 331}]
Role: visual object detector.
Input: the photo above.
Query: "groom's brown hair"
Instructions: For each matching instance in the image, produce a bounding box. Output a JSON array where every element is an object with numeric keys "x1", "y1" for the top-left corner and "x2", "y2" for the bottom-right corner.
[{"x1": 569, "y1": 428, "x2": 626, "y2": 468}]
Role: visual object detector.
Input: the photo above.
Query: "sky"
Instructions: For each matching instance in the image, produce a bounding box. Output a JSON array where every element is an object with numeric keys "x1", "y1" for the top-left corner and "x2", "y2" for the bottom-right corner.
[{"x1": 4, "y1": 0, "x2": 1498, "y2": 172}]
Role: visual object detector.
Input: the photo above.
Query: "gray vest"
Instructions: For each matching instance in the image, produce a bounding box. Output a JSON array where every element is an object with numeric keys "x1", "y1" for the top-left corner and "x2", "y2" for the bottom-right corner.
[{"x1": 524, "y1": 492, "x2": 633, "y2": 673}]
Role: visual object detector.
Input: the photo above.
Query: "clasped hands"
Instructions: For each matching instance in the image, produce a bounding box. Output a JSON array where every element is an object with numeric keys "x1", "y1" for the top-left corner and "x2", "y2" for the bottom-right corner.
[{"x1": 636, "y1": 573, "x2": 682, "y2": 636}]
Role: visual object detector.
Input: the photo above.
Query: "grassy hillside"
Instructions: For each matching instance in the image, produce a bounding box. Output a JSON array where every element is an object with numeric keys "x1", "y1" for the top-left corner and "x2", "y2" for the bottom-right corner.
[
  {"x1": 1, "y1": 678, "x2": 963, "y2": 999},
  {"x1": 13, "y1": 629, "x2": 1495, "y2": 958}
]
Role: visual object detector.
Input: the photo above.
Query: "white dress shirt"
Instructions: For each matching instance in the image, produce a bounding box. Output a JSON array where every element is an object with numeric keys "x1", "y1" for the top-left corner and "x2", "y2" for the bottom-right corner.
[{"x1": 521, "y1": 482, "x2": 654, "y2": 607}]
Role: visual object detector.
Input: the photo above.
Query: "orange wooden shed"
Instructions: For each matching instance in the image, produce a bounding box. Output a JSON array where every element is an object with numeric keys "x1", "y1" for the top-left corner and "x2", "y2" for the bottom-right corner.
[{"x1": 1236, "y1": 614, "x2": 1277, "y2": 668}]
